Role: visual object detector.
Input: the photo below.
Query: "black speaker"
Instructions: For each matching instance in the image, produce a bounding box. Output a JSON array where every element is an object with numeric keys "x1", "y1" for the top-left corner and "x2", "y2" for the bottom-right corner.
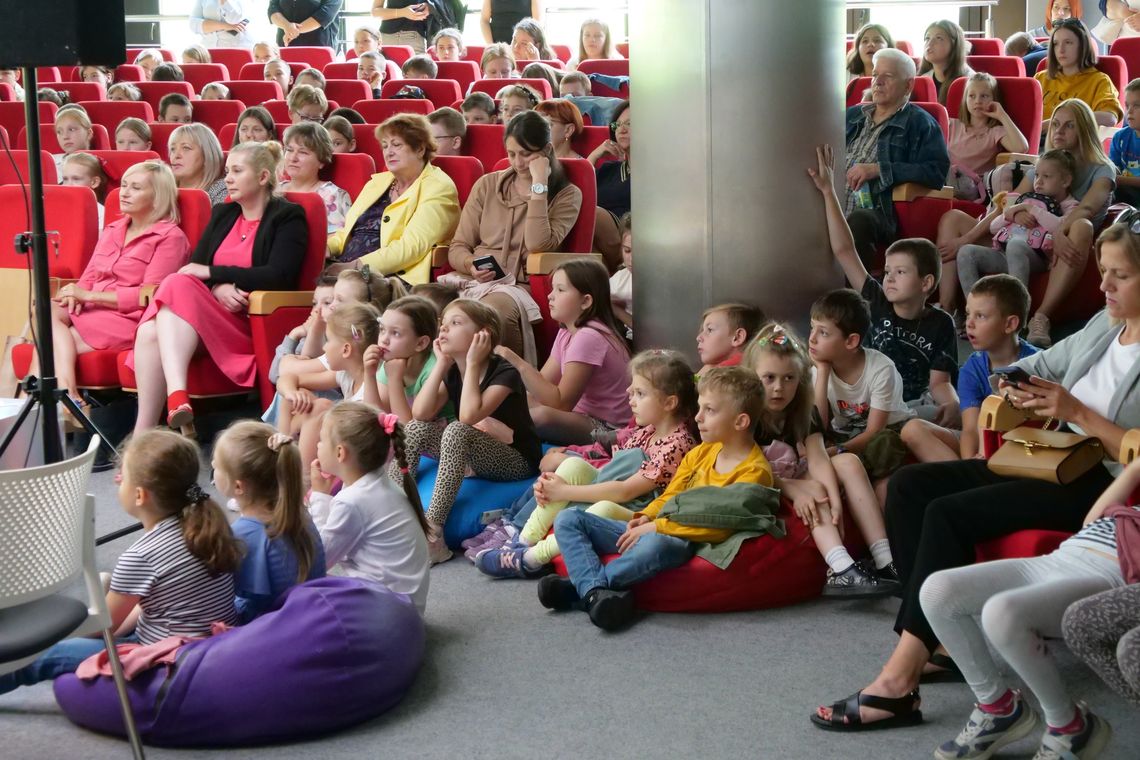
[{"x1": 0, "y1": 0, "x2": 126, "y2": 67}]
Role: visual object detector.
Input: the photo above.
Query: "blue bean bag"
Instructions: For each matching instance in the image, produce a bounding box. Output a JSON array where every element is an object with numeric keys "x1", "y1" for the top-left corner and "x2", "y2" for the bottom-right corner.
[
  {"x1": 416, "y1": 458, "x2": 533, "y2": 548},
  {"x1": 53, "y1": 577, "x2": 424, "y2": 747}
]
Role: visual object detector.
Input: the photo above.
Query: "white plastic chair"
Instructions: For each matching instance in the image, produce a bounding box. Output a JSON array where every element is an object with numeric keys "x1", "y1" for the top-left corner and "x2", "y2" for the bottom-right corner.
[{"x1": 0, "y1": 437, "x2": 144, "y2": 759}]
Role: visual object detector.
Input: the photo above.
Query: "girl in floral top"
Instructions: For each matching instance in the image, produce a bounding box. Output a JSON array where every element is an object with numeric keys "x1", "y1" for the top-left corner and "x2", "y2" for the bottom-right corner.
[{"x1": 277, "y1": 123, "x2": 351, "y2": 234}]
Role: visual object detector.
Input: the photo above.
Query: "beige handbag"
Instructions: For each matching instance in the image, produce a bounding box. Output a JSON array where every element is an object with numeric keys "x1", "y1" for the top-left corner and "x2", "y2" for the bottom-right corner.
[{"x1": 987, "y1": 424, "x2": 1104, "y2": 485}]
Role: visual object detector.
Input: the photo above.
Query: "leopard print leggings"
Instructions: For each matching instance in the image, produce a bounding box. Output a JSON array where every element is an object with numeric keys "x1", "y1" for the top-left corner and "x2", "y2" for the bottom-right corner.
[{"x1": 1062, "y1": 583, "x2": 1140, "y2": 707}]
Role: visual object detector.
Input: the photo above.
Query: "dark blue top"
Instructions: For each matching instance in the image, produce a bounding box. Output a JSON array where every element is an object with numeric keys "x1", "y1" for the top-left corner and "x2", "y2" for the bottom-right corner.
[{"x1": 957, "y1": 339, "x2": 1039, "y2": 411}]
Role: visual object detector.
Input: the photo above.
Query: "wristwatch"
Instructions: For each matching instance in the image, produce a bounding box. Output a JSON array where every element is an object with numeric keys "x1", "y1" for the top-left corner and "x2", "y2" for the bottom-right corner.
[{"x1": 530, "y1": 182, "x2": 548, "y2": 196}]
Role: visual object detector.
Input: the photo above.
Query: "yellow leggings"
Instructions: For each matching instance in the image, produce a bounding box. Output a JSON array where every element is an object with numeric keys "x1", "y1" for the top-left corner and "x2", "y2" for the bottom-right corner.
[{"x1": 520, "y1": 458, "x2": 636, "y2": 565}]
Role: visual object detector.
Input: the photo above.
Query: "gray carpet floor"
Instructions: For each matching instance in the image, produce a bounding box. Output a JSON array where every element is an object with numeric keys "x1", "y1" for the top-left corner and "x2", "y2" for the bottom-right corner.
[{"x1": 1, "y1": 450, "x2": 1138, "y2": 760}]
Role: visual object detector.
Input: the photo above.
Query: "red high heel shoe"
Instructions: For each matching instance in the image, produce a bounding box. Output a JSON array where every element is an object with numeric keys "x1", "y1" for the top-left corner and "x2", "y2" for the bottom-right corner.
[{"x1": 166, "y1": 391, "x2": 194, "y2": 429}]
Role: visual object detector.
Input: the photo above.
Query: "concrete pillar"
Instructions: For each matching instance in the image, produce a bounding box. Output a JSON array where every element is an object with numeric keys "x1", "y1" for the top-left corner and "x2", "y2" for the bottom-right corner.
[{"x1": 629, "y1": 0, "x2": 846, "y2": 357}]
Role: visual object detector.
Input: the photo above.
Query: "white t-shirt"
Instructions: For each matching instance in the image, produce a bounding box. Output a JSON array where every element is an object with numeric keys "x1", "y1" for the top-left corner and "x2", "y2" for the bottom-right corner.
[
  {"x1": 610, "y1": 267, "x2": 632, "y2": 315},
  {"x1": 308, "y1": 470, "x2": 430, "y2": 614},
  {"x1": 820, "y1": 347, "x2": 914, "y2": 437},
  {"x1": 1069, "y1": 328, "x2": 1140, "y2": 435},
  {"x1": 336, "y1": 369, "x2": 365, "y2": 401}
]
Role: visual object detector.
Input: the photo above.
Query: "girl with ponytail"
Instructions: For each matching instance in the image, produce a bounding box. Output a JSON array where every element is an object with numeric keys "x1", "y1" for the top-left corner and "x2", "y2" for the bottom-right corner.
[
  {"x1": 212, "y1": 420, "x2": 326, "y2": 622},
  {"x1": 309, "y1": 401, "x2": 431, "y2": 615},
  {"x1": 0, "y1": 430, "x2": 242, "y2": 695}
]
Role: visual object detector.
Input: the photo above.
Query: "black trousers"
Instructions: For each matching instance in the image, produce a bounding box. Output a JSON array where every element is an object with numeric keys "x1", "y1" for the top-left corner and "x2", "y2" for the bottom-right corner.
[
  {"x1": 846, "y1": 208, "x2": 893, "y2": 271},
  {"x1": 886, "y1": 459, "x2": 1114, "y2": 651}
]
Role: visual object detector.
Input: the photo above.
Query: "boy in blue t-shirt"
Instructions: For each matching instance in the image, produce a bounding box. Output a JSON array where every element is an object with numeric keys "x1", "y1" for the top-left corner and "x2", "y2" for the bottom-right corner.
[
  {"x1": 900, "y1": 274, "x2": 1037, "y2": 462},
  {"x1": 1110, "y1": 78, "x2": 1140, "y2": 207}
]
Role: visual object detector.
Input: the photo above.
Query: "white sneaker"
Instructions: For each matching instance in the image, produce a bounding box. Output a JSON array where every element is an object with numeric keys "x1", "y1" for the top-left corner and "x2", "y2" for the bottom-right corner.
[
  {"x1": 427, "y1": 525, "x2": 453, "y2": 565},
  {"x1": 1032, "y1": 703, "x2": 1112, "y2": 760},
  {"x1": 1027, "y1": 313, "x2": 1052, "y2": 349}
]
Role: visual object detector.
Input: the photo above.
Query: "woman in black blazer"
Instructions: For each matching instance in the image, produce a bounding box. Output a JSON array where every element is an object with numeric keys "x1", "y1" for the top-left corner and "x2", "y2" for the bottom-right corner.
[{"x1": 130, "y1": 141, "x2": 309, "y2": 433}]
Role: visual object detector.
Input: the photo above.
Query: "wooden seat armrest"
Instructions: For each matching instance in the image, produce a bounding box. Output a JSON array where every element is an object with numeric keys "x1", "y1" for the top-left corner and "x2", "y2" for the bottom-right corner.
[
  {"x1": 526, "y1": 252, "x2": 603, "y2": 276},
  {"x1": 432, "y1": 245, "x2": 450, "y2": 268},
  {"x1": 995, "y1": 153, "x2": 1037, "y2": 166},
  {"x1": 248, "y1": 291, "x2": 315, "y2": 315},
  {"x1": 48, "y1": 278, "x2": 78, "y2": 297},
  {"x1": 979, "y1": 394, "x2": 1034, "y2": 433},
  {"x1": 891, "y1": 183, "x2": 954, "y2": 202},
  {"x1": 1122, "y1": 429, "x2": 1140, "y2": 465}
]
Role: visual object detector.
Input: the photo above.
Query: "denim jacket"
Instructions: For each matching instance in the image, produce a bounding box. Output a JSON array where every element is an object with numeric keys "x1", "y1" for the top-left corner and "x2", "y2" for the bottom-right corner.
[{"x1": 844, "y1": 101, "x2": 949, "y2": 236}]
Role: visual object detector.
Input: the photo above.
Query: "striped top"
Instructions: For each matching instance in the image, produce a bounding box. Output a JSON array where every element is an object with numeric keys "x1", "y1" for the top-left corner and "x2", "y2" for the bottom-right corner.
[
  {"x1": 1063, "y1": 505, "x2": 1140, "y2": 559},
  {"x1": 110, "y1": 516, "x2": 237, "y2": 645}
]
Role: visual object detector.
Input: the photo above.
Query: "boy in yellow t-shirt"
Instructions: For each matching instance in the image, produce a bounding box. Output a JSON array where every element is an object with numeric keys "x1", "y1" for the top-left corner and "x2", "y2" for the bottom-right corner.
[{"x1": 538, "y1": 366, "x2": 774, "y2": 631}]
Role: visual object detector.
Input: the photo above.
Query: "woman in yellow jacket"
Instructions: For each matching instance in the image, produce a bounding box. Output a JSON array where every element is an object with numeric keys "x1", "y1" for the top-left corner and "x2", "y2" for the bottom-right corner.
[
  {"x1": 327, "y1": 114, "x2": 461, "y2": 284},
  {"x1": 1035, "y1": 18, "x2": 1123, "y2": 132}
]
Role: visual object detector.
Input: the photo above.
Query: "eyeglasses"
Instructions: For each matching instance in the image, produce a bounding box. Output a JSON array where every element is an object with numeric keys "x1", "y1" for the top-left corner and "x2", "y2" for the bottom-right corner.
[
  {"x1": 610, "y1": 120, "x2": 631, "y2": 131},
  {"x1": 294, "y1": 112, "x2": 323, "y2": 123},
  {"x1": 1053, "y1": 18, "x2": 1083, "y2": 30}
]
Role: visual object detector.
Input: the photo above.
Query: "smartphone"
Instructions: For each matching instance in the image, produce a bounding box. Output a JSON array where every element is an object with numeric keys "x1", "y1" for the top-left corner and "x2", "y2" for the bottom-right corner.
[
  {"x1": 994, "y1": 366, "x2": 1032, "y2": 386},
  {"x1": 471, "y1": 255, "x2": 506, "y2": 280},
  {"x1": 608, "y1": 121, "x2": 617, "y2": 141}
]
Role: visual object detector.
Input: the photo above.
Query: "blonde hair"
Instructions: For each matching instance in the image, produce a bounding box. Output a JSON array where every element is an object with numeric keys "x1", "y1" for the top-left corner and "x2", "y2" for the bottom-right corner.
[
  {"x1": 169, "y1": 123, "x2": 225, "y2": 190},
  {"x1": 200, "y1": 82, "x2": 231, "y2": 99},
  {"x1": 61, "y1": 152, "x2": 109, "y2": 203},
  {"x1": 122, "y1": 160, "x2": 181, "y2": 225},
  {"x1": 107, "y1": 82, "x2": 141, "y2": 101},
  {"x1": 957, "y1": 72, "x2": 1002, "y2": 127},
  {"x1": 577, "y1": 18, "x2": 614, "y2": 61},
  {"x1": 327, "y1": 301, "x2": 381, "y2": 347},
  {"x1": 1046, "y1": 98, "x2": 1115, "y2": 170},
  {"x1": 744, "y1": 323, "x2": 815, "y2": 446},
  {"x1": 443, "y1": 298, "x2": 502, "y2": 346},
  {"x1": 182, "y1": 44, "x2": 211, "y2": 64},
  {"x1": 230, "y1": 140, "x2": 284, "y2": 192},
  {"x1": 133, "y1": 48, "x2": 164, "y2": 68},
  {"x1": 55, "y1": 106, "x2": 93, "y2": 133},
  {"x1": 337, "y1": 267, "x2": 409, "y2": 312},
  {"x1": 481, "y1": 43, "x2": 515, "y2": 73},
  {"x1": 286, "y1": 83, "x2": 328, "y2": 115},
  {"x1": 115, "y1": 117, "x2": 151, "y2": 146},
  {"x1": 215, "y1": 421, "x2": 316, "y2": 583},
  {"x1": 697, "y1": 366, "x2": 765, "y2": 432}
]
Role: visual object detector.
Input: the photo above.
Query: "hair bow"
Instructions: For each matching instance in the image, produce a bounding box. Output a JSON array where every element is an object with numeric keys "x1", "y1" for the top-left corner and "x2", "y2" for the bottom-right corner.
[
  {"x1": 185, "y1": 483, "x2": 208, "y2": 505},
  {"x1": 379, "y1": 412, "x2": 399, "y2": 435},
  {"x1": 267, "y1": 433, "x2": 293, "y2": 452}
]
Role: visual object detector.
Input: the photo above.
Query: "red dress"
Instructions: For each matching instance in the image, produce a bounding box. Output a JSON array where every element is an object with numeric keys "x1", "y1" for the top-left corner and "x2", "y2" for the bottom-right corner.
[
  {"x1": 71, "y1": 219, "x2": 190, "y2": 350},
  {"x1": 129, "y1": 217, "x2": 261, "y2": 387}
]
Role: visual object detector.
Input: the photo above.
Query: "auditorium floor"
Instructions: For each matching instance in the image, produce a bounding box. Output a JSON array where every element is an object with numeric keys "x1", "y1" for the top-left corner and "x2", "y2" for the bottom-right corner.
[{"x1": 1, "y1": 461, "x2": 1137, "y2": 760}]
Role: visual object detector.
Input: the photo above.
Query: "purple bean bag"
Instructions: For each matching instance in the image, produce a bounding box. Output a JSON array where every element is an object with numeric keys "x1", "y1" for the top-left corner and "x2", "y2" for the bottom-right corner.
[{"x1": 53, "y1": 576, "x2": 425, "y2": 747}]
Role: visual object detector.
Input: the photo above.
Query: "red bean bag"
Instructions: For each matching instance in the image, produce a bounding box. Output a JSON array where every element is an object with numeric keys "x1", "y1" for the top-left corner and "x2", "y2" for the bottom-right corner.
[
  {"x1": 976, "y1": 529, "x2": 1071, "y2": 562},
  {"x1": 552, "y1": 504, "x2": 828, "y2": 613}
]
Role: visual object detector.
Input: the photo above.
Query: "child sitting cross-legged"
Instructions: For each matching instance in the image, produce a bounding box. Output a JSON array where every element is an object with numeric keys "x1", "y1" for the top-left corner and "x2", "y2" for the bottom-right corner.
[
  {"x1": 211, "y1": 421, "x2": 326, "y2": 623},
  {"x1": 810, "y1": 144, "x2": 960, "y2": 426},
  {"x1": 310, "y1": 403, "x2": 431, "y2": 614},
  {"x1": 748, "y1": 323, "x2": 899, "y2": 597},
  {"x1": 901, "y1": 274, "x2": 1038, "y2": 463},
  {"x1": 363, "y1": 295, "x2": 454, "y2": 424},
  {"x1": 537, "y1": 366, "x2": 774, "y2": 631},
  {"x1": 695, "y1": 302, "x2": 766, "y2": 376},
  {"x1": 493, "y1": 258, "x2": 632, "y2": 445},
  {"x1": 475, "y1": 349, "x2": 698, "y2": 579}
]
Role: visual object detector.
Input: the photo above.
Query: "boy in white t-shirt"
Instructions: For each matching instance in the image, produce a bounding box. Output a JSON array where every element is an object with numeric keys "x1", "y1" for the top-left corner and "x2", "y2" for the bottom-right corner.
[
  {"x1": 809, "y1": 289, "x2": 913, "y2": 475},
  {"x1": 610, "y1": 212, "x2": 633, "y2": 339}
]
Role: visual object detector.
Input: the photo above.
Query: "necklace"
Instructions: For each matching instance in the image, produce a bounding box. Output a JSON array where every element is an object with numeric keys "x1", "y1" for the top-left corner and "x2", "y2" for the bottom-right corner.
[{"x1": 239, "y1": 216, "x2": 261, "y2": 242}]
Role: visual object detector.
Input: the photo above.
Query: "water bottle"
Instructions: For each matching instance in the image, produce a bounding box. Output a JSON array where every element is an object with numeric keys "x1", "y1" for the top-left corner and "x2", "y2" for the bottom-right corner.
[{"x1": 854, "y1": 182, "x2": 873, "y2": 210}]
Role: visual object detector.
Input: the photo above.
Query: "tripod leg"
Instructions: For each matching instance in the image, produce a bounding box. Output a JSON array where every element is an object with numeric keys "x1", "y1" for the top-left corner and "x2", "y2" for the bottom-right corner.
[
  {"x1": 59, "y1": 393, "x2": 120, "y2": 465},
  {"x1": 0, "y1": 393, "x2": 42, "y2": 463}
]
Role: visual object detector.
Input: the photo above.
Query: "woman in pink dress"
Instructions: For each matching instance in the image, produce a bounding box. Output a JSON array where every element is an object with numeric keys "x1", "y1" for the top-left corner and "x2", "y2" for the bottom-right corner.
[
  {"x1": 130, "y1": 141, "x2": 309, "y2": 434},
  {"x1": 30, "y1": 161, "x2": 189, "y2": 409}
]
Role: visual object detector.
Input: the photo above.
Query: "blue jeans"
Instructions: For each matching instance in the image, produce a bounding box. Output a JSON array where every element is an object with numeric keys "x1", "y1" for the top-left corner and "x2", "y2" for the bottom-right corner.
[
  {"x1": 0, "y1": 634, "x2": 135, "y2": 695},
  {"x1": 554, "y1": 509, "x2": 694, "y2": 598}
]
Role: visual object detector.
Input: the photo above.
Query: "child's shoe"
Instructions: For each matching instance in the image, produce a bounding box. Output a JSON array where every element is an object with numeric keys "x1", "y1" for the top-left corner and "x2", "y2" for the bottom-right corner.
[
  {"x1": 934, "y1": 690, "x2": 1039, "y2": 760},
  {"x1": 537, "y1": 575, "x2": 579, "y2": 610},
  {"x1": 475, "y1": 542, "x2": 549, "y2": 579},
  {"x1": 461, "y1": 519, "x2": 502, "y2": 551},
  {"x1": 427, "y1": 526, "x2": 452, "y2": 565},
  {"x1": 1032, "y1": 703, "x2": 1112, "y2": 760},
  {"x1": 584, "y1": 588, "x2": 636, "y2": 631},
  {"x1": 822, "y1": 563, "x2": 889, "y2": 599}
]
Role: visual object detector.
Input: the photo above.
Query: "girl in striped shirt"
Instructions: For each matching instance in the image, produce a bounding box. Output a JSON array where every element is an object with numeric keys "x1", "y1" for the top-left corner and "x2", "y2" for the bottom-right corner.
[
  {"x1": 0, "y1": 431, "x2": 242, "y2": 695},
  {"x1": 917, "y1": 458, "x2": 1140, "y2": 760}
]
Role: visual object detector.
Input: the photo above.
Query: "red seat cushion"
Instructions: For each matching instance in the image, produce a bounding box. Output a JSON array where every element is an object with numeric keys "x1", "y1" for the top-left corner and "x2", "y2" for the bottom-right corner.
[
  {"x1": 117, "y1": 351, "x2": 247, "y2": 397},
  {"x1": 551, "y1": 504, "x2": 827, "y2": 613},
  {"x1": 975, "y1": 529, "x2": 1071, "y2": 562},
  {"x1": 11, "y1": 344, "x2": 122, "y2": 388}
]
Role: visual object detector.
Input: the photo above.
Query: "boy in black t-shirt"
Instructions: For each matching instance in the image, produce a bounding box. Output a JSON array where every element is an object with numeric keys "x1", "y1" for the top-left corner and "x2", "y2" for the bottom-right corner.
[{"x1": 810, "y1": 145, "x2": 961, "y2": 427}]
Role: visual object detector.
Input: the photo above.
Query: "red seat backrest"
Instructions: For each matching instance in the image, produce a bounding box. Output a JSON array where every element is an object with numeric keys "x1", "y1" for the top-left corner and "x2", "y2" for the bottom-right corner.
[
  {"x1": 0, "y1": 125, "x2": 10, "y2": 147},
  {"x1": 577, "y1": 59, "x2": 630, "y2": 78},
  {"x1": 0, "y1": 102, "x2": 57, "y2": 144},
  {"x1": 435, "y1": 61, "x2": 481, "y2": 95},
  {"x1": 218, "y1": 122, "x2": 292, "y2": 147},
  {"x1": 319, "y1": 152, "x2": 377, "y2": 201},
  {"x1": 206, "y1": 47, "x2": 254, "y2": 79},
  {"x1": 966, "y1": 55, "x2": 1026, "y2": 78},
  {"x1": 352, "y1": 98, "x2": 433, "y2": 122},
  {"x1": 0, "y1": 185, "x2": 98, "y2": 275},
  {"x1": 469, "y1": 78, "x2": 553, "y2": 100},
  {"x1": 350, "y1": 123, "x2": 384, "y2": 167},
  {"x1": 462, "y1": 123, "x2": 506, "y2": 173},
  {"x1": 325, "y1": 79, "x2": 372, "y2": 105},
  {"x1": 492, "y1": 156, "x2": 596, "y2": 252},
  {"x1": 1112, "y1": 37, "x2": 1140, "y2": 82},
  {"x1": 134, "y1": 81, "x2": 195, "y2": 114},
  {"x1": 322, "y1": 62, "x2": 359, "y2": 80},
  {"x1": 380, "y1": 45, "x2": 415, "y2": 66},
  {"x1": 946, "y1": 76, "x2": 1043, "y2": 153},
  {"x1": 127, "y1": 47, "x2": 174, "y2": 62},
  {"x1": 238, "y1": 61, "x2": 308, "y2": 82},
  {"x1": 114, "y1": 64, "x2": 146, "y2": 82},
  {"x1": 0, "y1": 83, "x2": 13, "y2": 102},
  {"x1": 0, "y1": 149, "x2": 57, "y2": 185},
  {"x1": 146, "y1": 122, "x2": 182, "y2": 162},
  {"x1": 85, "y1": 150, "x2": 162, "y2": 183},
  {"x1": 280, "y1": 46, "x2": 336, "y2": 69},
  {"x1": 20, "y1": 123, "x2": 111, "y2": 152},
  {"x1": 846, "y1": 76, "x2": 938, "y2": 108},
  {"x1": 53, "y1": 82, "x2": 106, "y2": 102},
  {"x1": 616, "y1": 42, "x2": 629, "y2": 58},
  {"x1": 895, "y1": 40, "x2": 915, "y2": 56},
  {"x1": 36, "y1": 67, "x2": 61, "y2": 83},
  {"x1": 552, "y1": 44, "x2": 573, "y2": 63},
  {"x1": 965, "y1": 38, "x2": 1003, "y2": 56},
  {"x1": 192, "y1": 99, "x2": 247, "y2": 135},
  {"x1": 515, "y1": 59, "x2": 564, "y2": 72},
  {"x1": 223, "y1": 80, "x2": 283, "y2": 105},
  {"x1": 261, "y1": 100, "x2": 292, "y2": 123},
  {"x1": 179, "y1": 63, "x2": 229, "y2": 95},
  {"x1": 462, "y1": 45, "x2": 485, "y2": 63},
  {"x1": 106, "y1": 186, "x2": 212, "y2": 250},
  {"x1": 77, "y1": 100, "x2": 155, "y2": 133},
  {"x1": 571, "y1": 125, "x2": 609, "y2": 160},
  {"x1": 431, "y1": 155, "x2": 483, "y2": 207},
  {"x1": 380, "y1": 78, "x2": 463, "y2": 109}
]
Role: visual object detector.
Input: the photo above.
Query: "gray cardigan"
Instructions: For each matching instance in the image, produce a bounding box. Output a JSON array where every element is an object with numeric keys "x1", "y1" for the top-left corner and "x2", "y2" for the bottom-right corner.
[{"x1": 1006, "y1": 310, "x2": 1140, "y2": 475}]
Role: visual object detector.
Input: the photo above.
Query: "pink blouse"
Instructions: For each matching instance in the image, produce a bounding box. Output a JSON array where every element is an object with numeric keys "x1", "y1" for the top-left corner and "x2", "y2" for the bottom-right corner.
[{"x1": 77, "y1": 218, "x2": 191, "y2": 316}]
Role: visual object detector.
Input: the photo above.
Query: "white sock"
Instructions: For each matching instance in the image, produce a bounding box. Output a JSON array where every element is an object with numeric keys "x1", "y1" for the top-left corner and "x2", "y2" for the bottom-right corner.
[
  {"x1": 824, "y1": 546, "x2": 855, "y2": 574},
  {"x1": 869, "y1": 539, "x2": 893, "y2": 569},
  {"x1": 522, "y1": 547, "x2": 542, "y2": 570}
]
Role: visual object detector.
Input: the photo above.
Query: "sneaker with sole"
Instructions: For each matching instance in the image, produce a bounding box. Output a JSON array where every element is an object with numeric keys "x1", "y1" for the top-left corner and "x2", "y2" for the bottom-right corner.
[
  {"x1": 1032, "y1": 703, "x2": 1112, "y2": 760},
  {"x1": 427, "y1": 529, "x2": 453, "y2": 565},
  {"x1": 934, "y1": 691, "x2": 1040, "y2": 760},
  {"x1": 1027, "y1": 313, "x2": 1052, "y2": 349},
  {"x1": 537, "y1": 575, "x2": 580, "y2": 610},
  {"x1": 822, "y1": 563, "x2": 890, "y2": 599},
  {"x1": 475, "y1": 543, "x2": 549, "y2": 579},
  {"x1": 585, "y1": 588, "x2": 636, "y2": 631}
]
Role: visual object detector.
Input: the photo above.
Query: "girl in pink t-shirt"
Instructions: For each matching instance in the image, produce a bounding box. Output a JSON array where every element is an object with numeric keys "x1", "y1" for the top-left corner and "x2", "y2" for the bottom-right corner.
[
  {"x1": 947, "y1": 72, "x2": 1030, "y2": 200},
  {"x1": 492, "y1": 258, "x2": 632, "y2": 444}
]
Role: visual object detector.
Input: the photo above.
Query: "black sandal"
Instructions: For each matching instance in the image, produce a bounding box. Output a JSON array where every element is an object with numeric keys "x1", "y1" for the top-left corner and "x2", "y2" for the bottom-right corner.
[
  {"x1": 809, "y1": 688, "x2": 922, "y2": 732},
  {"x1": 920, "y1": 652, "x2": 965, "y2": 684}
]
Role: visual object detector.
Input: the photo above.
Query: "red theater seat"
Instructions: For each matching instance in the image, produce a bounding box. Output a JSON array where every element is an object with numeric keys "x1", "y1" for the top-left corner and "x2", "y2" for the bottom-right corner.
[
  {"x1": 461, "y1": 123, "x2": 506, "y2": 173},
  {"x1": 0, "y1": 149, "x2": 56, "y2": 185},
  {"x1": 19, "y1": 124, "x2": 111, "y2": 152},
  {"x1": 127, "y1": 47, "x2": 174, "y2": 62},
  {"x1": 431, "y1": 155, "x2": 483, "y2": 206},
  {"x1": 77, "y1": 100, "x2": 155, "y2": 133},
  {"x1": 462, "y1": 45, "x2": 485, "y2": 63},
  {"x1": 946, "y1": 76, "x2": 1043, "y2": 154},
  {"x1": 114, "y1": 64, "x2": 146, "y2": 82},
  {"x1": 262, "y1": 99, "x2": 341, "y2": 123},
  {"x1": 36, "y1": 67, "x2": 61, "y2": 82},
  {"x1": 85, "y1": 150, "x2": 162, "y2": 183},
  {"x1": 435, "y1": 61, "x2": 480, "y2": 95},
  {"x1": 218, "y1": 122, "x2": 292, "y2": 148},
  {"x1": 380, "y1": 45, "x2": 415, "y2": 66},
  {"x1": 965, "y1": 38, "x2": 1003, "y2": 56},
  {"x1": 238, "y1": 61, "x2": 308, "y2": 82},
  {"x1": 1111, "y1": 37, "x2": 1140, "y2": 81},
  {"x1": 146, "y1": 122, "x2": 181, "y2": 162},
  {"x1": 913, "y1": 102, "x2": 949, "y2": 142},
  {"x1": 1036, "y1": 55, "x2": 1128, "y2": 109},
  {"x1": 0, "y1": 184, "x2": 98, "y2": 274},
  {"x1": 322, "y1": 62, "x2": 361, "y2": 80},
  {"x1": 966, "y1": 55, "x2": 1026, "y2": 78},
  {"x1": 222, "y1": 80, "x2": 283, "y2": 105},
  {"x1": 52, "y1": 82, "x2": 106, "y2": 102},
  {"x1": 353, "y1": 99, "x2": 433, "y2": 122},
  {"x1": 280, "y1": 46, "x2": 336, "y2": 69},
  {"x1": 846, "y1": 76, "x2": 938, "y2": 107},
  {"x1": 380, "y1": 78, "x2": 462, "y2": 109},
  {"x1": 320, "y1": 152, "x2": 377, "y2": 200},
  {"x1": 470, "y1": 78, "x2": 552, "y2": 101},
  {"x1": 515, "y1": 59, "x2": 564, "y2": 72},
  {"x1": 0, "y1": 102, "x2": 57, "y2": 145},
  {"x1": 324, "y1": 79, "x2": 372, "y2": 105},
  {"x1": 616, "y1": 42, "x2": 629, "y2": 58},
  {"x1": 351, "y1": 123, "x2": 384, "y2": 167},
  {"x1": 552, "y1": 44, "x2": 572, "y2": 63},
  {"x1": 571, "y1": 125, "x2": 609, "y2": 161},
  {"x1": 577, "y1": 59, "x2": 630, "y2": 78},
  {"x1": 207, "y1": 47, "x2": 254, "y2": 79},
  {"x1": 179, "y1": 63, "x2": 229, "y2": 95},
  {"x1": 134, "y1": 81, "x2": 195, "y2": 115},
  {"x1": 192, "y1": 99, "x2": 247, "y2": 135}
]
